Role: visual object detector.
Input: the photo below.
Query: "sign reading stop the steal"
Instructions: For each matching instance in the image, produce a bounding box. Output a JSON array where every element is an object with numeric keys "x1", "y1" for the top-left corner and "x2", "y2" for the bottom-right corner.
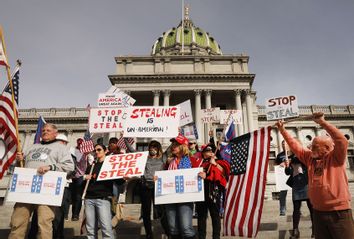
[{"x1": 265, "y1": 95, "x2": 299, "y2": 120}]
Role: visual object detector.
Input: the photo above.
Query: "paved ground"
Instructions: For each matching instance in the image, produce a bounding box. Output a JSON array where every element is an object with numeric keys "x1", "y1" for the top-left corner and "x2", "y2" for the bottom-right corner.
[{"x1": 1, "y1": 197, "x2": 344, "y2": 239}]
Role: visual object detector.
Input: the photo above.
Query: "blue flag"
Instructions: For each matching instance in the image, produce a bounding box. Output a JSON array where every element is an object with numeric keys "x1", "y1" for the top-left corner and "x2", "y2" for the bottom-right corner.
[
  {"x1": 219, "y1": 142, "x2": 231, "y2": 163},
  {"x1": 34, "y1": 116, "x2": 46, "y2": 144},
  {"x1": 225, "y1": 119, "x2": 236, "y2": 141}
]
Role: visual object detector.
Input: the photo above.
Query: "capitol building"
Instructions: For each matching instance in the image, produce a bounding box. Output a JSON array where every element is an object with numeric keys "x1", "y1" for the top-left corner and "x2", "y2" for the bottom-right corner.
[{"x1": 17, "y1": 10, "x2": 354, "y2": 197}]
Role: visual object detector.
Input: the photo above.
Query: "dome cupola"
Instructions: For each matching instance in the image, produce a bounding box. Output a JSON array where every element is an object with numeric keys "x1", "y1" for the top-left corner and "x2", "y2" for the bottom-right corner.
[{"x1": 151, "y1": 6, "x2": 222, "y2": 56}]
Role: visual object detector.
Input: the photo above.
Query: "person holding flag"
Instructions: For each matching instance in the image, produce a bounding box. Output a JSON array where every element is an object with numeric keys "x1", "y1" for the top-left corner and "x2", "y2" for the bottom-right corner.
[
  {"x1": 196, "y1": 143, "x2": 230, "y2": 239},
  {"x1": 8, "y1": 123, "x2": 74, "y2": 239},
  {"x1": 0, "y1": 60, "x2": 20, "y2": 178}
]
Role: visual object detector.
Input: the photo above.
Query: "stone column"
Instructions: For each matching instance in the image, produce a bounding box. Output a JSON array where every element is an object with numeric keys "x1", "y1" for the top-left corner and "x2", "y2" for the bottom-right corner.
[
  {"x1": 234, "y1": 89, "x2": 243, "y2": 135},
  {"x1": 245, "y1": 89, "x2": 254, "y2": 132},
  {"x1": 194, "y1": 90, "x2": 203, "y2": 144},
  {"x1": 153, "y1": 90, "x2": 160, "y2": 106},
  {"x1": 23, "y1": 130, "x2": 32, "y2": 152},
  {"x1": 163, "y1": 90, "x2": 170, "y2": 106},
  {"x1": 204, "y1": 90, "x2": 212, "y2": 143},
  {"x1": 163, "y1": 90, "x2": 171, "y2": 146}
]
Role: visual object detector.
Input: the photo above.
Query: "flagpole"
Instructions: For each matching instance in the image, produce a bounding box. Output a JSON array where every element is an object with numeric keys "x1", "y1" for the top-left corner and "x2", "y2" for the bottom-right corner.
[
  {"x1": 181, "y1": 0, "x2": 184, "y2": 55},
  {"x1": 0, "y1": 26, "x2": 23, "y2": 166},
  {"x1": 271, "y1": 115, "x2": 314, "y2": 127}
]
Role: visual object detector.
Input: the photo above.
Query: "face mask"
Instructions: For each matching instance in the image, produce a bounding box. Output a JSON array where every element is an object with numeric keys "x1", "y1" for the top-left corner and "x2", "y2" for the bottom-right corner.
[{"x1": 149, "y1": 149, "x2": 158, "y2": 156}]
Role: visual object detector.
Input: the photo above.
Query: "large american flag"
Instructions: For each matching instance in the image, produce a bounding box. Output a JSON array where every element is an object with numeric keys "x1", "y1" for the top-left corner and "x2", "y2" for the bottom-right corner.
[
  {"x1": 0, "y1": 65, "x2": 20, "y2": 179},
  {"x1": 223, "y1": 126, "x2": 271, "y2": 237}
]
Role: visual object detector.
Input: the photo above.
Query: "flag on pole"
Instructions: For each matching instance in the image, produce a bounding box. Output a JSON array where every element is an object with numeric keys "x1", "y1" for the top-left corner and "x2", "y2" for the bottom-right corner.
[
  {"x1": 225, "y1": 119, "x2": 236, "y2": 141},
  {"x1": 34, "y1": 116, "x2": 46, "y2": 144},
  {"x1": 219, "y1": 142, "x2": 231, "y2": 163},
  {"x1": 223, "y1": 126, "x2": 271, "y2": 237},
  {"x1": 117, "y1": 136, "x2": 135, "y2": 151},
  {"x1": 0, "y1": 66, "x2": 20, "y2": 179},
  {"x1": 79, "y1": 129, "x2": 94, "y2": 154},
  {"x1": 0, "y1": 30, "x2": 8, "y2": 66}
]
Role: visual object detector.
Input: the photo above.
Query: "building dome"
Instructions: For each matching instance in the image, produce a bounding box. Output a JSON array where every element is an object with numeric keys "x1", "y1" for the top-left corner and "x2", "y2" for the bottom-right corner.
[{"x1": 151, "y1": 8, "x2": 222, "y2": 56}]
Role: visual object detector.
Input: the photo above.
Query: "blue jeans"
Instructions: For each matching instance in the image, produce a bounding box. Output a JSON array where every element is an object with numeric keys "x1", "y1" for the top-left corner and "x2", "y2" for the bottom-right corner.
[
  {"x1": 165, "y1": 202, "x2": 195, "y2": 237},
  {"x1": 279, "y1": 190, "x2": 287, "y2": 215},
  {"x1": 85, "y1": 199, "x2": 114, "y2": 239}
]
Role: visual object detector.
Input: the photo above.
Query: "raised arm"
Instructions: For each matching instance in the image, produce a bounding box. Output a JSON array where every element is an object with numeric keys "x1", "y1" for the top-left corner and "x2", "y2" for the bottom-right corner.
[
  {"x1": 276, "y1": 120, "x2": 308, "y2": 165},
  {"x1": 313, "y1": 112, "x2": 348, "y2": 164}
]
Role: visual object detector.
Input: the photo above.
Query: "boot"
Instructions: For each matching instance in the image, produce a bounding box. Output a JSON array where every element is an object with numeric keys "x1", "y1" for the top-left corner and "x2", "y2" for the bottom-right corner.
[{"x1": 290, "y1": 228, "x2": 300, "y2": 238}]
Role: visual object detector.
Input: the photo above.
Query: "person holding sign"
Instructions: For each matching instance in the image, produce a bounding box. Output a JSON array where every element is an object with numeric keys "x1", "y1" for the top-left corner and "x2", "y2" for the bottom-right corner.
[
  {"x1": 277, "y1": 112, "x2": 354, "y2": 239},
  {"x1": 164, "y1": 135, "x2": 200, "y2": 239},
  {"x1": 196, "y1": 144, "x2": 230, "y2": 239},
  {"x1": 8, "y1": 123, "x2": 75, "y2": 239},
  {"x1": 140, "y1": 140, "x2": 169, "y2": 239},
  {"x1": 83, "y1": 144, "x2": 114, "y2": 239}
]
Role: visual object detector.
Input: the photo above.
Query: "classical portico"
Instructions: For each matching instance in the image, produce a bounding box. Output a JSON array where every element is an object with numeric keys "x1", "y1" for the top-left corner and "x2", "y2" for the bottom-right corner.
[{"x1": 109, "y1": 55, "x2": 258, "y2": 144}]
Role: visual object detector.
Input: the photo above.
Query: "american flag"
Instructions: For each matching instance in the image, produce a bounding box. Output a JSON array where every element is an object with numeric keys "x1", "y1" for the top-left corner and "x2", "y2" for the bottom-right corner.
[
  {"x1": 117, "y1": 136, "x2": 134, "y2": 151},
  {"x1": 0, "y1": 65, "x2": 20, "y2": 179},
  {"x1": 223, "y1": 126, "x2": 271, "y2": 237},
  {"x1": 79, "y1": 129, "x2": 94, "y2": 154},
  {"x1": 0, "y1": 30, "x2": 8, "y2": 66}
]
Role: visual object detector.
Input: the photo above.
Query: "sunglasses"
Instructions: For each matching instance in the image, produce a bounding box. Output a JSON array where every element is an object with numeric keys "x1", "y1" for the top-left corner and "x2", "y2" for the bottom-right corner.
[
  {"x1": 95, "y1": 148, "x2": 103, "y2": 152},
  {"x1": 189, "y1": 143, "x2": 196, "y2": 145}
]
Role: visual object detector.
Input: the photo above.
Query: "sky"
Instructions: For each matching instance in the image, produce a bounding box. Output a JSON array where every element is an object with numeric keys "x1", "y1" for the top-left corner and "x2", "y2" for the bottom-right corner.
[{"x1": 1, "y1": 0, "x2": 353, "y2": 109}]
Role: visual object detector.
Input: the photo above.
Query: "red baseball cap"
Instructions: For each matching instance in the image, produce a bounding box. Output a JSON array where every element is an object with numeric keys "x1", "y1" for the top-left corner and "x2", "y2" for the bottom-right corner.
[
  {"x1": 170, "y1": 134, "x2": 189, "y2": 146},
  {"x1": 201, "y1": 144, "x2": 213, "y2": 152}
]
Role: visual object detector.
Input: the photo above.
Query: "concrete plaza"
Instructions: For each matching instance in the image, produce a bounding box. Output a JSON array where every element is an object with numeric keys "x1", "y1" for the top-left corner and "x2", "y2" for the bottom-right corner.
[{"x1": 1, "y1": 197, "x2": 344, "y2": 239}]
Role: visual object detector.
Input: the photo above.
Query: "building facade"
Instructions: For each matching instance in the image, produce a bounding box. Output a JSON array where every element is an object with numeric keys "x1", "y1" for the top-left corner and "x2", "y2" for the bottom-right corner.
[{"x1": 17, "y1": 13, "x2": 354, "y2": 197}]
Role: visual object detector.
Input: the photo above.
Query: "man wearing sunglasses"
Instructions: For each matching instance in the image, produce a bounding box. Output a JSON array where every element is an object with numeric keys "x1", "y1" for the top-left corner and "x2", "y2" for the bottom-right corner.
[{"x1": 8, "y1": 123, "x2": 74, "y2": 239}]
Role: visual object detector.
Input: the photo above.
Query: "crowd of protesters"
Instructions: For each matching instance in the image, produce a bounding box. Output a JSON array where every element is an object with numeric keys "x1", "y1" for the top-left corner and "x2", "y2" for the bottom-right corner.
[{"x1": 6, "y1": 111, "x2": 354, "y2": 239}]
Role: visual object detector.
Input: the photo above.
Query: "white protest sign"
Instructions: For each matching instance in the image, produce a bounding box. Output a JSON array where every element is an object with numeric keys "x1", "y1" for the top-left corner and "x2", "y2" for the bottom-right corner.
[
  {"x1": 274, "y1": 165, "x2": 291, "y2": 191},
  {"x1": 200, "y1": 108, "x2": 220, "y2": 123},
  {"x1": 123, "y1": 106, "x2": 180, "y2": 138},
  {"x1": 266, "y1": 95, "x2": 299, "y2": 120},
  {"x1": 97, "y1": 93, "x2": 136, "y2": 108},
  {"x1": 219, "y1": 110, "x2": 243, "y2": 124},
  {"x1": 177, "y1": 100, "x2": 193, "y2": 126},
  {"x1": 89, "y1": 107, "x2": 127, "y2": 133},
  {"x1": 97, "y1": 152, "x2": 148, "y2": 181},
  {"x1": 154, "y1": 168, "x2": 204, "y2": 205},
  {"x1": 6, "y1": 167, "x2": 67, "y2": 206}
]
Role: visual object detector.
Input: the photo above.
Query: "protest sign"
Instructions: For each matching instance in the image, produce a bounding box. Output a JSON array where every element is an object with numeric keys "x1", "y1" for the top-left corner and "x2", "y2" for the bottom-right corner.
[
  {"x1": 97, "y1": 93, "x2": 136, "y2": 108},
  {"x1": 266, "y1": 95, "x2": 299, "y2": 120},
  {"x1": 200, "y1": 108, "x2": 220, "y2": 123},
  {"x1": 180, "y1": 123, "x2": 198, "y2": 139},
  {"x1": 274, "y1": 165, "x2": 291, "y2": 191},
  {"x1": 219, "y1": 109, "x2": 243, "y2": 124},
  {"x1": 89, "y1": 107, "x2": 127, "y2": 133},
  {"x1": 123, "y1": 106, "x2": 180, "y2": 138},
  {"x1": 97, "y1": 151, "x2": 148, "y2": 181},
  {"x1": 177, "y1": 100, "x2": 193, "y2": 126},
  {"x1": 155, "y1": 168, "x2": 204, "y2": 205},
  {"x1": 6, "y1": 167, "x2": 67, "y2": 206}
]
